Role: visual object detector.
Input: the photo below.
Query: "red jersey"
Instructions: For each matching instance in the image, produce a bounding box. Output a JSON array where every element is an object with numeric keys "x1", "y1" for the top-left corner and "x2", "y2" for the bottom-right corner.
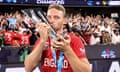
[
  {"x1": 3, "y1": 30, "x2": 15, "y2": 45},
  {"x1": 83, "y1": 34, "x2": 91, "y2": 45},
  {"x1": 20, "y1": 34, "x2": 31, "y2": 46},
  {"x1": 34, "y1": 33, "x2": 86, "y2": 72},
  {"x1": 12, "y1": 32, "x2": 21, "y2": 47}
]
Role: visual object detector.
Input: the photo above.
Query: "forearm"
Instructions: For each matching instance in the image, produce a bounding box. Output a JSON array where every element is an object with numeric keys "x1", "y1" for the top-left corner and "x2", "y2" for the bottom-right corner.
[
  {"x1": 24, "y1": 40, "x2": 45, "y2": 72},
  {"x1": 64, "y1": 46, "x2": 91, "y2": 72}
]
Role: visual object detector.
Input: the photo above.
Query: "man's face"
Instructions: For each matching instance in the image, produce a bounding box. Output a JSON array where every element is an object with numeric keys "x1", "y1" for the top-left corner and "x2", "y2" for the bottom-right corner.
[{"x1": 47, "y1": 8, "x2": 65, "y2": 31}]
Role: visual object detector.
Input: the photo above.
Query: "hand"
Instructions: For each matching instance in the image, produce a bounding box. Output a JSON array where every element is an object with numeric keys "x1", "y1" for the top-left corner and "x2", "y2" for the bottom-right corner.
[
  {"x1": 37, "y1": 21, "x2": 51, "y2": 42},
  {"x1": 51, "y1": 34, "x2": 71, "y2": 52}
]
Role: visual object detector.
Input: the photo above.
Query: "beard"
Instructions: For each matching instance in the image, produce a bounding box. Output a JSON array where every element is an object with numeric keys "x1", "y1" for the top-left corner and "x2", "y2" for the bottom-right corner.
[{"x1": 51, "y1": 25, "x2": 62, "y2": 32}]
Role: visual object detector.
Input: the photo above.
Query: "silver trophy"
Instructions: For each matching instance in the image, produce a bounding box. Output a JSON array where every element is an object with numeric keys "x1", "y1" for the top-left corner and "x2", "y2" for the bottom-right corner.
[{"x1": 21, "y1": 8, "x2": 58, "y2": 40}]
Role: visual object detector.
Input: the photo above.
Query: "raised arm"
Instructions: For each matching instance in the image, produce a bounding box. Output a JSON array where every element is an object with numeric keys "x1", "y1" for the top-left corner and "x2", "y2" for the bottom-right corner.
[{"x1": 24, "y1": 22, "x2": 50, "y2": 72}]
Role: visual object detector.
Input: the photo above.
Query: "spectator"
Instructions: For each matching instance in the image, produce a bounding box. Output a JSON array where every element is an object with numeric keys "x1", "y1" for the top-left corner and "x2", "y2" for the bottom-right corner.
[
  {"x1": 20, "y1": 29, "x2": 32, "y2": 46},
  {"x1": 3, "y1": 28, "x2": 15, "y2": 46},
  {"x1": 111, "y1": 29, "x2": 120, "y2": 44},
  {"x1": 90, "y1": 33, "x2": 100, "y2": 45},
  {"x1": 101, "y1": 30, "x2": 112, "y2": 45}
]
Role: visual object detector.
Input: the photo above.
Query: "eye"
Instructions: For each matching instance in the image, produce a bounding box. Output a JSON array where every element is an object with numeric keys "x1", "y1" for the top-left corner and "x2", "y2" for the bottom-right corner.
[{"x1": 54, "y1": 16, "x2": 60, "y2": 20}]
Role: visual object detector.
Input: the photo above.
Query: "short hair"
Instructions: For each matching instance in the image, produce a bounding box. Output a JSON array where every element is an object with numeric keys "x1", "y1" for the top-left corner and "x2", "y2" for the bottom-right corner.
[{"x1": 48, "y1": 4, "x2": 66, "y2": 17}]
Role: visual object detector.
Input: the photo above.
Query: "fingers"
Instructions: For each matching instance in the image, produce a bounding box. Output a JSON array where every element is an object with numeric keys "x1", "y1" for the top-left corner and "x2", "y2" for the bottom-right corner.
[
  {"x1": 36, "y1": 22, "x2": 51, "y2": 41},
  {"x1": 37, "y1": 22, "x2": 51, "y2": 32},
  {"x1": 56, "y1": 34, "x2": 65, "y2": 41},
  {"x1": 51, "y1": 39, "x2": 64, "y2": 48},
  {"x1": 63, "y1": 34, "x2": 70, "y2": 40},
  {"x1": 56, "y1": 34, "x2": 70, "y2": 41},
  {"x1": 51, "y1": 34, "x2": 71, "y2": 51}
]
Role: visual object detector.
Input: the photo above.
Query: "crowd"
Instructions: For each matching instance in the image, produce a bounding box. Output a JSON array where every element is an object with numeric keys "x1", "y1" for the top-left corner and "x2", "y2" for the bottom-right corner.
[
  {"x1": 65, "y1": 13, "x2": 120, "y2": 45},
  {"x1": 0, "y1": 8, "x2": 120, "y2": 48},
  {"x1": 0, "y1": 11, "x2": 39, "y2": 47}
]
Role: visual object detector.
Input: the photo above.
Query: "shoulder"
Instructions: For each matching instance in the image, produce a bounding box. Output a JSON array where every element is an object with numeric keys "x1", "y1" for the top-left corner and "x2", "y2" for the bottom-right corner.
[
  {"x1": 68, "y1": 33, "x2": 81, "y2": 42},
  {"x1": 68, "y1": 33, "x2": 84, "y2": 47}
]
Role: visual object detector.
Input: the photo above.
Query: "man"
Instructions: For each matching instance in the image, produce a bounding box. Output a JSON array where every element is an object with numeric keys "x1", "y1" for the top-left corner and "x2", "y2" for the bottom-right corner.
[
  {"x1": 20, "y1": 29, "x2": 32, "y2": 46},
  {"x1": 24, "y1": 4, "x2": 91, "y2": 72},
  {"x1": 3, "y1": 28, "x2": 15, "y2": 46}
]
